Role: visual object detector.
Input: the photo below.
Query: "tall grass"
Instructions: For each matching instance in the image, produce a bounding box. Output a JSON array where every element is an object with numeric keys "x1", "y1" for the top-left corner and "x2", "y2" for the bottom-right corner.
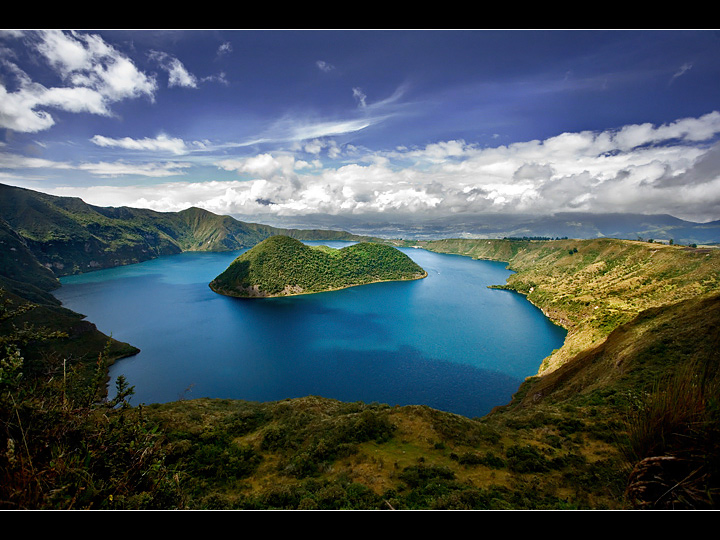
[
  {"x1": 625, "y1": 360, "x2": 718, "y2": 460},
  {"x1": 623, "y1": 357, "x2": 720, "y2": 508}
]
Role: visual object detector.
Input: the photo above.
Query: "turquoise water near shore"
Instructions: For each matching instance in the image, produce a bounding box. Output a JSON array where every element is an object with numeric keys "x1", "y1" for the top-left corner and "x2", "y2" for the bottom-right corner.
[{"x1": 55, "y1": 243, "x2": 566, "y2": 417}]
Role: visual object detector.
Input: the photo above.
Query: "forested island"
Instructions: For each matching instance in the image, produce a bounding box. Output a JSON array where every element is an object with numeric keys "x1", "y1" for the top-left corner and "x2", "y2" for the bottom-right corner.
[
  {"x1": 209, "y1": 235, "x2": 427, "y2": 298},
  {"x1": 1, "y1": 183, "x2": 719, "y2": 510}
]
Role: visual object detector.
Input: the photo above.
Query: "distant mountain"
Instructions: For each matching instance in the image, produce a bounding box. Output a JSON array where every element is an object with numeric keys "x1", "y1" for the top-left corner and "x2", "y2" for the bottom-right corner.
[
  {"x1": 209, "y1": 235, "x2": 427, "y2": 298},
  {"x1": 495, "y1": 212, "x2": 720, "y2": 245},
  {"x1": 255, "y1": 211, "x2": 720, "y2": 245}
]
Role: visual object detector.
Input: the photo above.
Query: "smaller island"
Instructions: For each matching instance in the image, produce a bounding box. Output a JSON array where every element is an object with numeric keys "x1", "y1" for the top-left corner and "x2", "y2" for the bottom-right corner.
[{"x1": 209, "y1": 235, "x2": 427, "y2": 298}]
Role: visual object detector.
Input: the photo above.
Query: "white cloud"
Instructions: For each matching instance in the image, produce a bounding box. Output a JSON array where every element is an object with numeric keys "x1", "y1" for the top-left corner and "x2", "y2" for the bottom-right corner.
[
  {"x1": 217, "y1": 42, "x2": 232, "y2": 57},
  {"x1": 611, "y1": 111, "x2": 720, "y2": 149},
  {"x1": 402, "y1": 140, "x2": 474, "y2": 162},
  {"x1": 352, "y1": 87, "x2": 367, "y2": 108},
  {"x1": 35, "y1": 30, "x2": 156, "y2": 102},
  {"x1": 671, "y1": 62, "x2": 692, "y2": 83},
  {"x1": 76, "y1": 160, "x2": 192, "y2": 178},
  {"x1": 35, "y1": 30, "x2": 97, "y2": 78},
  {"x1": 0, "y1": 151, "x2": 72, "y2": 170},
  {"x1": 0, "y1": 82, "x2": 57, "y2": 132},
  {"x1": 0, "y1": 30, "x2": 157, "y2": 133},
  {"x1": 149, "y1": 50, "x2": 198, "y2": 88},
  {"x1": 8, "y1": 111, "x2": 720, "y2": 223},
  {"x1": 288, "y1": 118, "x2": 373, "y2": 141},
  {"x1": 41, "y1": 86, "x2": 111, "y2": 115},
  {"x1": 216, "y1": 153, "x2": 296, "y2": 178},
  {"x1": 91, "y1": 134, "x2": 191, "y2": 155}
]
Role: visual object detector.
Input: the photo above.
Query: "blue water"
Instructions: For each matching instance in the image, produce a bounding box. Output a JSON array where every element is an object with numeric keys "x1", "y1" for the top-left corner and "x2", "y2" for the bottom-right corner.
[{"x1": 55, "y1": 243, "x2": 566, "y2": 418}]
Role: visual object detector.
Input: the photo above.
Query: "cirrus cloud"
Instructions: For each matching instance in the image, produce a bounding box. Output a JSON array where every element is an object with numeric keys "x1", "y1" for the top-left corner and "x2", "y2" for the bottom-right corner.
[{"x1": 90, "y1": 134, "x2": 192, "y2": 155}]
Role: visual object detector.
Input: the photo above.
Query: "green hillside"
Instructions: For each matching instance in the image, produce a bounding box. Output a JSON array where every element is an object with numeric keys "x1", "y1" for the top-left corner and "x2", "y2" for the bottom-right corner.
[{"x1": 210, "y1": 235, "x2": 427, "y2": 298}]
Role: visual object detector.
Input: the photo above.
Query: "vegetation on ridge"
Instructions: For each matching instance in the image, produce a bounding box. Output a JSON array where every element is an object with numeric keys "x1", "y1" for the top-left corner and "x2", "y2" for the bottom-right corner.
[{"x1": 209, "y1": 235, "x2": 427, "y2": 298}]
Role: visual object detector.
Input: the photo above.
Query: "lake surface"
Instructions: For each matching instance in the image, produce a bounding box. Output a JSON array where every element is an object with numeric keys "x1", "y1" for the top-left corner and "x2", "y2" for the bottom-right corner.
[{"x1": 55, "y1": 243, "x2": 566, "y2": 418}]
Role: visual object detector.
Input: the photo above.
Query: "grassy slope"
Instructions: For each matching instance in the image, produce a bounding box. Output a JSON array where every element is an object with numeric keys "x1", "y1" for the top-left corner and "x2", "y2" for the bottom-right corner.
[
  {"x1": 209, "y1": 235, "x2": 427, "y2": 298},
  {"x1": 0, "y1": 217, "x2": 61, "y2": 305},
  {"x1": 0, "y1": 205, "x2": 138, "y2": 372}
]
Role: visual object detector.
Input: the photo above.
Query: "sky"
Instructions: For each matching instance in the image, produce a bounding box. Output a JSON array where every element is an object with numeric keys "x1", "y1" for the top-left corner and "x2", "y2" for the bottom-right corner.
[{"x1": 2, "y1": 29, "x2": 720, "y2": 229}]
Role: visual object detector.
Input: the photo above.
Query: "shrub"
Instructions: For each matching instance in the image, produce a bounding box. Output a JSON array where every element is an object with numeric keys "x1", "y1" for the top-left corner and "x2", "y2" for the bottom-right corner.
[
  {"x1": 398, "y1": 464, "x2": 456, "y2": 488},
  {"x1": 506, "y1": 444, "x2": 551, "y2": 473}
]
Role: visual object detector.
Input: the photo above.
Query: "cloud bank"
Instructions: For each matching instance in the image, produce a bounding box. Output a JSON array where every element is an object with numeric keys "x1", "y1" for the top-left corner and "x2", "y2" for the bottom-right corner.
[{"x1": 41, "y1": 111, "x2": 720, "y2": 223}]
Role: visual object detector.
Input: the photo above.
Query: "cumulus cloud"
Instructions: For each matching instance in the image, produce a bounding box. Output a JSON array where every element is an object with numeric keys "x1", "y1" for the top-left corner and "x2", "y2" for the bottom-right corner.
[
  {"x1": 0, "y1": 30, "x2": 156, "y2": 132},
  {"x1": 0, "y1": 82, "x2": 57, "y2": 132}
]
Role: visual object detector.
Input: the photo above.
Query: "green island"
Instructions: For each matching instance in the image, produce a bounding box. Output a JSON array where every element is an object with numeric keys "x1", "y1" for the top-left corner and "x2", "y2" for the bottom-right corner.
[
  {"x1": 209, "y1": 235, "x2": 427, "y2": 298},
  {"x1": 1, "y1": 183, "x2": 719, "y2": 510}
]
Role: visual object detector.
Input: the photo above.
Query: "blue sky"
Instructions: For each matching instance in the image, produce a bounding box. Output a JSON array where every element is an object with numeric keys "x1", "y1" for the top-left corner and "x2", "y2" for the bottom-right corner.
[{"x1": 2, "y1": 29, "x2": 720, "y2": 226}]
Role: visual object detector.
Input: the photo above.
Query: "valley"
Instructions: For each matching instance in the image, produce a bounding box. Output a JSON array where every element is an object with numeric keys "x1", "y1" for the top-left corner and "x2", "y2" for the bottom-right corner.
[{"x1": 1, "y1": 183, "x2": 719, "y2": 509}]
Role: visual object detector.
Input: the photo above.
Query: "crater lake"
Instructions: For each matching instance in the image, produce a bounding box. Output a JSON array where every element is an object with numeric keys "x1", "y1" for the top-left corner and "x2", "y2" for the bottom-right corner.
[{"x1": 54, "y1": 242, "x2": 566, "y2": 418}]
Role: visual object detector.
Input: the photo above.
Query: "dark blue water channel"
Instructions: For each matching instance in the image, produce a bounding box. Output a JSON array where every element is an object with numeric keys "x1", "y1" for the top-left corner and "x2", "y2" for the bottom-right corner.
[{"x1": 54, "y1": 242, "x2": 566, "y2": 418}]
